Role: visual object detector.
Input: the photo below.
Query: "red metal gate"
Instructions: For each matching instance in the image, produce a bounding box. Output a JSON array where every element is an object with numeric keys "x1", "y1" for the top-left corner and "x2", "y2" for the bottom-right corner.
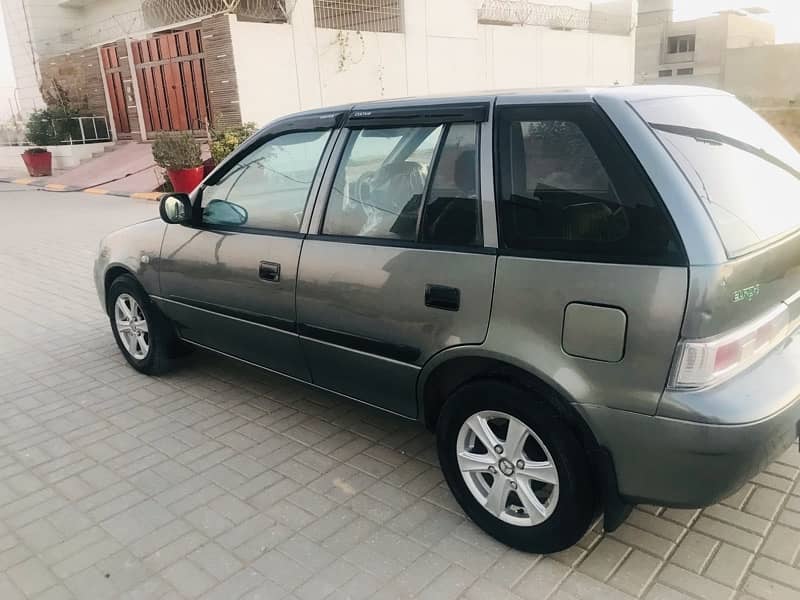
[
  {"x1": 131, "y1": 30, "x2": 211, "y2": 133},
  {"x1": 100, "y1": 45, "x2": 131, "y2": 136}
]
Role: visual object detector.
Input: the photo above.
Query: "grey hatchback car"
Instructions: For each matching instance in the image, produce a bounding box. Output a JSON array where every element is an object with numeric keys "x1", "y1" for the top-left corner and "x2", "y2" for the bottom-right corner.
[{"x1": 95, "y1": 85, "x2": 800, "y2": 553}]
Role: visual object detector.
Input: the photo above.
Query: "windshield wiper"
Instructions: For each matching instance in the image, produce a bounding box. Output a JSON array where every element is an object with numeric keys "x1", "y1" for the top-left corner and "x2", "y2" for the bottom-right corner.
[{"x1": 649, "y1": 122, "x2": 800, "y2": 182}]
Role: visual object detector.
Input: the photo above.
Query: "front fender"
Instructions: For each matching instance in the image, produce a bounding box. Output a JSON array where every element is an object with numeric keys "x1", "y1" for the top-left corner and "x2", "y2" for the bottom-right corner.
[{"x1": 94, "y1": 218, "x2": 167, "y2": 311}]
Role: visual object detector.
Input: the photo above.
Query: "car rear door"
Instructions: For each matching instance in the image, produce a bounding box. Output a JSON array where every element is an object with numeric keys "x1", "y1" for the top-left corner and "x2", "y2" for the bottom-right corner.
[
  {"x1": 295, "y1": 102, "x2": 497, "y2": 418},
  {"x1": 156, "y1": 113, "x2": 341, "y2": 380}
]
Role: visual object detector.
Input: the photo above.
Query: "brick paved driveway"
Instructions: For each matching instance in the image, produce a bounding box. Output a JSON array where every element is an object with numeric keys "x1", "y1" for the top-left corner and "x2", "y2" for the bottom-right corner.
[{"x1": 1, "y1": 184, "x2": 799, "y2": 600}]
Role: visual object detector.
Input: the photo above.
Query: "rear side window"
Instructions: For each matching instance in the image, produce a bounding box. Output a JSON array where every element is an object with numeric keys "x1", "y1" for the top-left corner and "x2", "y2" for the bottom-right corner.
[
  {"x1": 495, "y1": 104, "x2": 684, "y2": 265},
  {"x1": 633, "y1": 95, "x2": 800, "y2": 256},
  {"x1": 323, "y1": 123, "x2": 482, "y2": 246}
]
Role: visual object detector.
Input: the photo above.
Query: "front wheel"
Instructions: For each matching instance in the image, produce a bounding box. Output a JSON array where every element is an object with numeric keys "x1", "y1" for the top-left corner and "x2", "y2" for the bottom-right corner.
[
  {"x1": 108, "y1": 274, "x2": 179, "y2": 375},
  {"x1": 437, "y1": 379, "x2": 595, "y2": 553}
]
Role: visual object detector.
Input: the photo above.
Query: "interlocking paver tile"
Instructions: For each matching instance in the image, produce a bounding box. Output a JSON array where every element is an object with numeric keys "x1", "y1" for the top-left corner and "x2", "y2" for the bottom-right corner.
[
  {"x1": 657, "y1": 564, "x2": 735, "y2": 600},
  {"x1": 162, "y1": 558, "x2": 217, "y2": 597},
  {"x1": 3, "y1": 187, "x2": 800, "y2": 599},
  {"x1": 671, "y1": 530, "x2": 719, "y2": 573},
  {"x1": 7, "y1": 556, "x2": 58, "y2": 596},
  {"x1": 704, "y1": 543, "x2": 754, "y2": 587}
]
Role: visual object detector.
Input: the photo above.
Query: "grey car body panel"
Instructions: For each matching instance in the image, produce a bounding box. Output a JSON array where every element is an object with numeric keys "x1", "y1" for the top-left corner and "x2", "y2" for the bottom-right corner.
[
  {"x1": 295, "y1": 241, "x2": 497, "y2": 418},
  {"x1": 679, "y1": 230, "x2": 800, "y2": 340},
  {"x1": 156, "y1": 229, "x2": 310, "y2": 380},
  {"x1": 94, "y1": 218, "x2": 166, "y2": 310},
  {"x1": 479, "y1": 113, "x2": 499, "y2": 248},
  {"x1": 486, "y1": 258, "x2": 687, "y2": 415},
  {"x1": 96, "y1": 85, "x2": 800, "y2": 510}
]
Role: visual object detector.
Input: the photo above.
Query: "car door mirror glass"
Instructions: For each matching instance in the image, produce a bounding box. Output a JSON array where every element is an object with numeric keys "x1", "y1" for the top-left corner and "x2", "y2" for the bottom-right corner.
[
  {"x1": 159, "y1": 193, "x2": 192, "y2": 224},
  {"x1": 203, "y1": 198, "x2": 249, "y2": 226}
]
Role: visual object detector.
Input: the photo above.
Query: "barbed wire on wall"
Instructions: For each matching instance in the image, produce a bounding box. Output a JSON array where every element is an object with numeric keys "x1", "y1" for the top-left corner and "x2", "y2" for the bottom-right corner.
[
  {"x1": 35, "y1": 0, "x2": 292, "y2": 57},
  {"x1": 142, "y1": 0, "x2": 289, "y2": 28},
  {"x1": 477, "y1": 0, "x2": 634, "y2": 36}
]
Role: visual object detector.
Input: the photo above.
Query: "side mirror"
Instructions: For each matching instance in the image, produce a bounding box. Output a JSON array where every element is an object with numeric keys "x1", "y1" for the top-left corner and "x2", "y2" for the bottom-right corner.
[
  {"x1": 159, "y1": 193, "x2": 192, "y2": 225},
  {"x1": 204, "y1": 198, "x2": 249, "y2": 226}
]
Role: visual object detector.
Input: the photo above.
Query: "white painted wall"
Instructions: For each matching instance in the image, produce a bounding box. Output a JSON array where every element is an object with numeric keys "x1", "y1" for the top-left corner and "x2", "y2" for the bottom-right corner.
[
  {"x1": 0, "y1": 0, "x2": 134, "y2": 116},
  {"x1": 231, "y1": 0, "x2": 636, "y2": 127},
  {"x1": 0, "y1": 0, "x2": 46, "y2": 114},
  {"x1": 0, "y1": 141, "x2": 113, "y2": 170}
]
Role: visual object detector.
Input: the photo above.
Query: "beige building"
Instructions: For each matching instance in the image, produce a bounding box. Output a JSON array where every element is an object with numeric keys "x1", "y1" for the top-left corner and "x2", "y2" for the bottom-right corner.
[
  {"x1": 724, "y1": 42, "x2": 800, "y2": 105},
  {"x1": 1, "y1": 0, "x2": 639, "y2": 142},
  {"x1": 635, "y1": 0, "x2": 774, "y2": 87}
]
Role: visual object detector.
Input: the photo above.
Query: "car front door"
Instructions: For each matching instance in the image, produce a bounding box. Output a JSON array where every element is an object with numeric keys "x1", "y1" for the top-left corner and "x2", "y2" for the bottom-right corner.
[
  {"x1": 295, "y1": 103, "x2": 497, "y2": 418},
  {"x1": 156, "y1": 115, "x2": 340, "y2": 379}
]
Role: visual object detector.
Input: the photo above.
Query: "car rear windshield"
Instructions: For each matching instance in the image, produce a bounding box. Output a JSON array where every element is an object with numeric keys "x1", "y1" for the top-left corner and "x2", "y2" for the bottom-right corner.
[{"x1": 633, "y1": 95, "x2": 800, "y2": 257}]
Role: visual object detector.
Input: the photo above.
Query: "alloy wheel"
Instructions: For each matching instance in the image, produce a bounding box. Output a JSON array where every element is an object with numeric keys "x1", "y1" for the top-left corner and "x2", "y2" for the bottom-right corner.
[
  {"x1": 456, "y1": 410, "x2": 560, "y2": 526},
  {"x1": 114, "y1": 293, "x2": 150, "y2": 360}
]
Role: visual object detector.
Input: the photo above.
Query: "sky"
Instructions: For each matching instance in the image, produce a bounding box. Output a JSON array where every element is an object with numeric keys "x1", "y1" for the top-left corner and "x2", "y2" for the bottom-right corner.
[
  {"x1": 673, "y1": 0, "x2": 800, "y2": 43},
  {"x1": 0, "y1": 1, "x2": 798, "y2": 120}
]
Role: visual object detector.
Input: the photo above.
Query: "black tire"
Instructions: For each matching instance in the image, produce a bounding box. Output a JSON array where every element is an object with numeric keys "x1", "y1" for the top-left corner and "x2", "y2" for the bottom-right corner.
[
  {"x1": 437, "y1": 379, "x2": 595, "y2": 553},
  {"x1": 107, "y1": 274, "x2": 179, "y2": 375}
]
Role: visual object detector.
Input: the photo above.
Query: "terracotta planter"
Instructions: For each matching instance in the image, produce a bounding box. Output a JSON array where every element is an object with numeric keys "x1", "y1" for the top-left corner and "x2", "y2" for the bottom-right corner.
[
  {"x1": 21, "y1": 150, "x2": 52, "y2": 177},
  {"x1": 167, "y1": 166, "x2": 204, "y2": 193}
]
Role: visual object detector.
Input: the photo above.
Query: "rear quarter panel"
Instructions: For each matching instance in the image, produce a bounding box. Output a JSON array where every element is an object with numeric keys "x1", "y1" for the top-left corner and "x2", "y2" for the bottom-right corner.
[{"x1": 485, "y1": 258, "x2": 688, "y2": 414}]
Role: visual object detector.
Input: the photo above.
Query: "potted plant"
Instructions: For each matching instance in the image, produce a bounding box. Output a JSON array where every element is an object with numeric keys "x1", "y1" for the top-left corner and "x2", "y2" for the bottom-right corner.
[
  {"x1": 210, "y1": 122, "x2": 257, "y2": 168},
  {"x1": 152, "y1": 132, "x2": 204, "y2": 193},
  {"x1": 22, "y1": 109, "x2": 55, "y2": 177}
]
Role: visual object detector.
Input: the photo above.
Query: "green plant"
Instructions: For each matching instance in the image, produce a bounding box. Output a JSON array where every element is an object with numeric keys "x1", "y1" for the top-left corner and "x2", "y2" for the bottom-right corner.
[
  {"x1": 48, "y1": 104, "x2": 81, "y2": 143},
  {"x1": 152, "y1": 132, "x2": 202, "y2": 170},
  {"x1": 25, "y1": 109, "x2": 56, "y2": 148},
  {"x1": 210, "y1": 122, "x2": 257, "y2": 164}
]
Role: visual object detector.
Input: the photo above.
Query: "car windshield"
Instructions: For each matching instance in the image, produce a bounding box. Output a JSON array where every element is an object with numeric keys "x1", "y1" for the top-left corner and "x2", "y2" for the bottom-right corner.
[{"x1": 633, "y1": 95, "x2": 800, "y2": 256}]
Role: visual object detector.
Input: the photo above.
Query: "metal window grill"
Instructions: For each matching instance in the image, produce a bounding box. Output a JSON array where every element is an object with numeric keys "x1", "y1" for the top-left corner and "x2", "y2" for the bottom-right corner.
[
  {"x1": 313, "y1": 0, "x2": 403, "y2": 33},
  {"x1": 477, "y1": 1, "x2": 633, "y2": 36}
]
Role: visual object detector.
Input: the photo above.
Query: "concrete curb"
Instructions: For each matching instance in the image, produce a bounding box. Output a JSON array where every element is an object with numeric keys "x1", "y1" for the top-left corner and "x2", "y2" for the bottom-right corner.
[{"x1": 0, "y1": 177, "x2": 162, "y2": 201}]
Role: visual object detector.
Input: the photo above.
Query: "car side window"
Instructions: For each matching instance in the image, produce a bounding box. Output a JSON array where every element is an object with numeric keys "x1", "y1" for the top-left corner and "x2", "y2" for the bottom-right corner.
[
  {"x1": 201, "y1": 129, "x2": 331, "y2": 232},
  {"x1": 323, "y1": 123, "x2": 482, "y2": 246},
  {"x1": 420, "y1": 122, "x2": 481, "y2": 246},
  {"x1": 323, "y1": 125, "x2": 443, "y2": 241},
  {"x1": 496, "y1": 105, "x2": 684, "y2": 264}
]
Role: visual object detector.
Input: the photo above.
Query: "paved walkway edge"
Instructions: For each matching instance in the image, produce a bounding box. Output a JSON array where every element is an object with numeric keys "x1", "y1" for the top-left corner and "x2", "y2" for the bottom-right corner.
[{"x1": 0, "y1": 176, "x2": 162, "y2": 201}]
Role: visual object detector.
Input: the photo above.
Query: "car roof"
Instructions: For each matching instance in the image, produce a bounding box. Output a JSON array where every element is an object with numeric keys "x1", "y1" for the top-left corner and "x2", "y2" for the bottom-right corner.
[{"x1": 278, "y1": 85, "x2": 730, "y2": 122}]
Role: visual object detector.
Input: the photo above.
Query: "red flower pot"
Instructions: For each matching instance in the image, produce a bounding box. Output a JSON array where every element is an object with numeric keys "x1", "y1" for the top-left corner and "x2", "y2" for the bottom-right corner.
[
  {"x1": 167, "y1": 166, "x2": 204, "y2": 193},
  {"x1": 21, "y1": 150, "x2": 52, "y2": 177}
]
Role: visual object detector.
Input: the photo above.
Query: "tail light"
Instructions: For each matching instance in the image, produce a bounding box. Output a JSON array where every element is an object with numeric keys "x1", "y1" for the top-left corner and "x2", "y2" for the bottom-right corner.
[{"x1": 668, "y1": 304, "x2": 790, "y2": 390}]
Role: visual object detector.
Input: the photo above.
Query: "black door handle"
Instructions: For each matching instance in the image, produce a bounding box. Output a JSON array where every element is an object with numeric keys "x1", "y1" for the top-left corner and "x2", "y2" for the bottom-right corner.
[
  {"x1": 425, "y1": 284, "x2": 460, "y2": 311},
  {"x1": 258, "y1": 261, "x2": 281, "y2": 282}
]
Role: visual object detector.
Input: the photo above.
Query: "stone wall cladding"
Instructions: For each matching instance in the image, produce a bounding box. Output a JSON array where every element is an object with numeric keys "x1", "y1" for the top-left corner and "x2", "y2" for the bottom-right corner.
[
  {"x1": 201, "y1": 14, "x2": 243, "y2": 130},
  {"x1": 39, "y1": 49, "x2": 108, "y2": 121}
]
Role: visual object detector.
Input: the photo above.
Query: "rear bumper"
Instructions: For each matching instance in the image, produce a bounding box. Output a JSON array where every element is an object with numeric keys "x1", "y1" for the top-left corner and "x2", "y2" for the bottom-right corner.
[
  {"x1": 581, "y1": 398, "x2": 799, "y2": 507},
  {"x1": 579, "y1": 326, "x2": 800, "y2": 507}
]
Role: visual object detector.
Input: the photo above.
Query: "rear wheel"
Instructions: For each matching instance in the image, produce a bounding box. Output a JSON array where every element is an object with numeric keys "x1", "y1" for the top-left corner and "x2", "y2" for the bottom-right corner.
[
  {"x1": 437, "y1": 379, "x2": 595, "y2": 553},
  {"x1": 108, "y1": 274, "x2": 179, "y2": 375}
]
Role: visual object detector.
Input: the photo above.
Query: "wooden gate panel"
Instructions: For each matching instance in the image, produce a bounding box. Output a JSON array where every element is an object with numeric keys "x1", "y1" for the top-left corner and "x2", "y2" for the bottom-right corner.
[
  {"x1": 131, "y1": 29, "x2": 210, "y2": 133},
  {"x1": 100, "y1": 45, "x2": 131, "y2": 136}
]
